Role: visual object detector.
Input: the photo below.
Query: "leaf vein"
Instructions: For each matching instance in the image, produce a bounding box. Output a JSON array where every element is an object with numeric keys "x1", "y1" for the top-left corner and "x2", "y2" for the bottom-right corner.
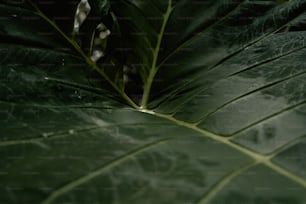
[{"x1": 40, "y1": 137, "x2": 173, "y2": 204}]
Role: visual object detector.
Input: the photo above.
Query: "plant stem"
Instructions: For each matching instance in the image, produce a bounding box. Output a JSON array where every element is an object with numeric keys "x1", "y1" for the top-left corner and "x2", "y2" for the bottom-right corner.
[{"x1": 140, "y1": 0, "x2": 173, "y2": 109}]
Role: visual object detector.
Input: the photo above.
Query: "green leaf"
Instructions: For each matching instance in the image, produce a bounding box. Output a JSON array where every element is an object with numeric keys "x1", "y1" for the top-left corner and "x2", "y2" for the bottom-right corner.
[
  {"x1": 1, "y1": 0, "x2": 306, "y2": 204},
  {"x1": 109, "y1": 0, "x2": 306, "y2": 108}
]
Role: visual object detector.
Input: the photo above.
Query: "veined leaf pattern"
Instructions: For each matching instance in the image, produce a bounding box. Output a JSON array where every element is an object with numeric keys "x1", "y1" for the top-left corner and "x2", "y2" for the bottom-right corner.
[{"x1": 0, "y1": 0, "x2": 306, "y2": 203}]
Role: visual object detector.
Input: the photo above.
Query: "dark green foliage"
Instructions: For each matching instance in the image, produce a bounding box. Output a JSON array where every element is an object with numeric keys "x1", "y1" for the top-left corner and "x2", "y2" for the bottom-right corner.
[{"x1": 1, "y1": 0, "x2": 306, "y2": 203}]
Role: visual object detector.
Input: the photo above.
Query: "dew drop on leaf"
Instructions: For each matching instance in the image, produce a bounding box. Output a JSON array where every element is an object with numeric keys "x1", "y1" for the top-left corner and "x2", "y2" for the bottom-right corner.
[
  {"x1": 72, "y1": 90, "x2": 82, "y2": 100},
  {"x1": 68, "y1": 129, "x2": 75, "y2": 135},
  {"x1": 42, "y1": 132, "x2": 52, "y2": 138}
]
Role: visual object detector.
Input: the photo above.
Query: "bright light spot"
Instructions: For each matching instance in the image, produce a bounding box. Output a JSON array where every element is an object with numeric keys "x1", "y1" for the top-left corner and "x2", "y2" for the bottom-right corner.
[{"x1": 139, "y1": 107, "x2": 155, "y2": 115}]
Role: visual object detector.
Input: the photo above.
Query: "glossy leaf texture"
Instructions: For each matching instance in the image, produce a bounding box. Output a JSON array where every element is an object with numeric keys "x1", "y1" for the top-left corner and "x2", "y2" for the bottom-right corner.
[{"x1": 1, "y1": 1, "x2": 306, "y2": 204}]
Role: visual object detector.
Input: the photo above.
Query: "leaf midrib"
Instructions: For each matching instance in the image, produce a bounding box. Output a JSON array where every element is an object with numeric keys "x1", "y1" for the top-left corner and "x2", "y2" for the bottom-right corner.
[
  {"x1": 39, "y1": 109, "x2": 306, "y2": 204},
  {"x1": 140, "y1": 0, "x2": 173, "y2": 108},
  {"x1": 150, "y1": 111, "x2": 306, "y2": 189},
  {"x1": 5, "y1": 0, "x2": 306, "y2": 202},
  {"x1": 26, "y1": 0, "x2": 139, "y2": 109}
]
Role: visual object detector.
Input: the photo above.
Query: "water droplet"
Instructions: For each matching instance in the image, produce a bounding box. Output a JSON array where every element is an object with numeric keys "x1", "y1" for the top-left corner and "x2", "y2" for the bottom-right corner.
[
  {"x1": 42, "y1": 132, "x2": 53, "y2": 138},
  {"x1": 72, "y1": 90, "x2": 82, "y2": 100},
  {"x1": 68, "y1": 129, "x2": 75, "y2": 135},
  {"x1": 61, "y1": 58, "x2": 65, "y2": 66}
]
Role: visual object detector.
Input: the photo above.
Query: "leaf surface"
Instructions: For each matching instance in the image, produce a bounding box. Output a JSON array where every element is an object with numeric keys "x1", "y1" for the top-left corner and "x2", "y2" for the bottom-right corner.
[{"x1": 1, "y1": 1, "x2": 306, "y2": 204}]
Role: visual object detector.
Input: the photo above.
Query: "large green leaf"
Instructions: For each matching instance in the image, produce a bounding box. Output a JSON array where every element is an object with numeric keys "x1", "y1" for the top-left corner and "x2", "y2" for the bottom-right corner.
[{"x1": 1, "y1": 0, "x2": 306, "y2": 204}]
